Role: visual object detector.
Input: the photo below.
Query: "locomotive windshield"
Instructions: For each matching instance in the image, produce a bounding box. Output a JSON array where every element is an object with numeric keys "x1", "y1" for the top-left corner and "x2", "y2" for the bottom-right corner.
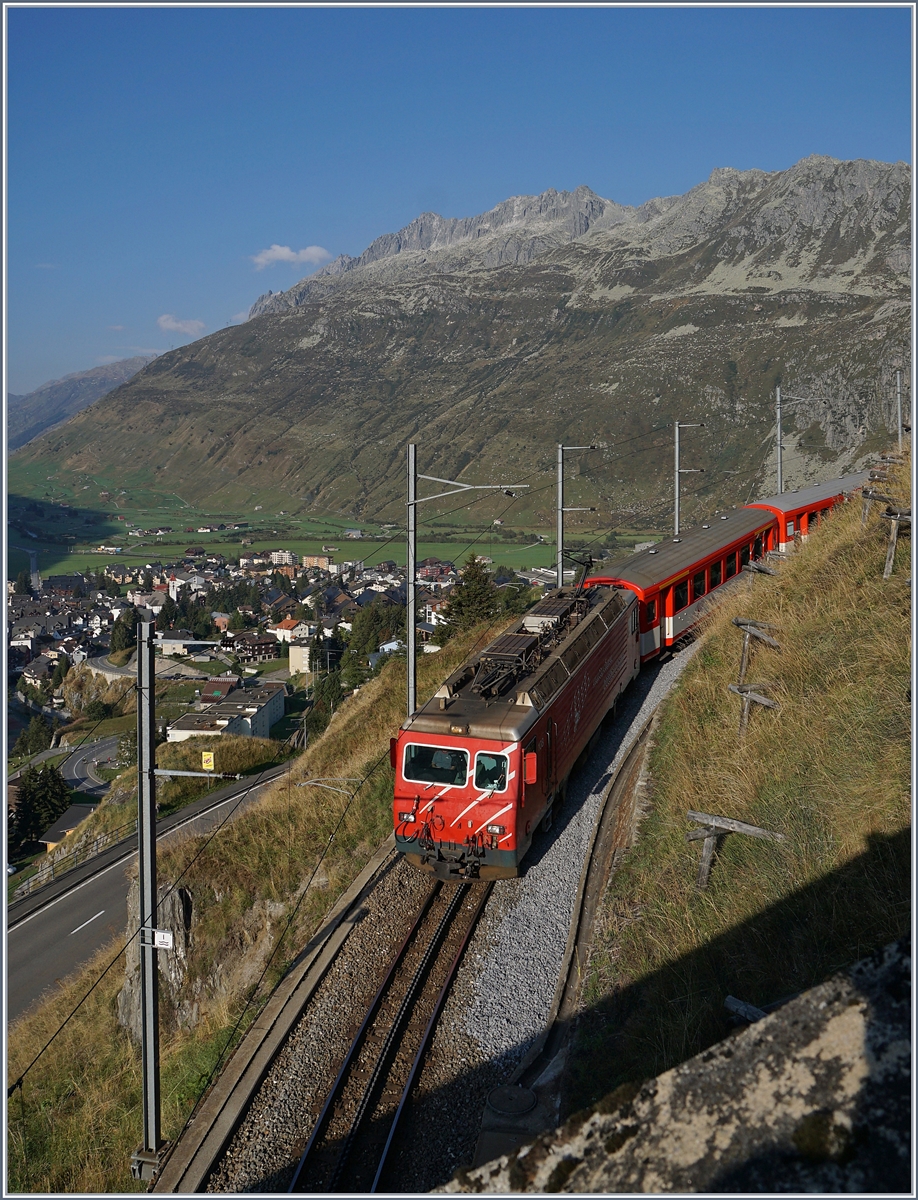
[
  {"x1": 403, "y1": 744, "x2": 469, "y2": 786},
  {"x1": 474, "y1": 752, "x2": 508, "y2": 792}
]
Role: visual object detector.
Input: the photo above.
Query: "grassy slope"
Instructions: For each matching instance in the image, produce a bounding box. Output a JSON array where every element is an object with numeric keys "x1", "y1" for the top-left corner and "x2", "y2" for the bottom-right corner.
[
  {"x1": 6, "y1": 622, "x2": 509, "y2": 1193},
  {"x1": 565, "y1": 464, "x2": 911, "y2": 1113}
]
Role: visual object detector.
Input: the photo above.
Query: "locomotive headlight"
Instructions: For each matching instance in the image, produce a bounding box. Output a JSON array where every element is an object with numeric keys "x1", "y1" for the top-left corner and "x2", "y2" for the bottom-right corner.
[
  {"x1": 486, "y1": 824, "x2": 505, "y2": 835},
  {"x1": 399, "y1": 812, "x2": 416, "y2": 823}
]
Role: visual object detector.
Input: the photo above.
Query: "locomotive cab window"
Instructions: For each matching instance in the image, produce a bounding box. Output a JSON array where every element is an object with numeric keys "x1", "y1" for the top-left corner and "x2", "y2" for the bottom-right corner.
[
  {"x1": 710, "y1": 560, "x2": 722, "y2": 588},
  {"x1": 403, "y1": 744, "x2": 468, "y2": 787},
  {"x1": 645, "y1": 599, "x2": 657, "y2": 623},
  {"x1": 725, "y1": 552, "x2": 737, "y2": 578},
  {"x1": 674, "y1": 580, "x2": 689, "y2": 611},
  {"x1": 693, "y1": 570, "x2": 706, "y2": 599},
  {"x1": 475, "y1": 752, "x2": 508, "y2": 792}
]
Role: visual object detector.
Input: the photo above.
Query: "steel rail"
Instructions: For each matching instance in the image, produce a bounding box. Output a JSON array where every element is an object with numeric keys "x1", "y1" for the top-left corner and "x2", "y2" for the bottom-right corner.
[
  {"x1": 287, "y1": 882, "x2": 442, "y2": 1192},
  {"x1": 324, "y1": 882, "x2": 471, "y2": 1192},
  {"x1": 371, "y1": 880, "x2": 494, "y2": 1193}
]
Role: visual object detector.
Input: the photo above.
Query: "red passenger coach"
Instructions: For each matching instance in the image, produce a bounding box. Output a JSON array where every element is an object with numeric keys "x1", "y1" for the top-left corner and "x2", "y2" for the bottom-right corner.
[
  {"x1": 392, "y1": 586, "x2": 640, "y2": 880},
  {"x1": 584, "y1": 510, "x2": 777, "y2": 661},
  {"x1": 745, "y1": 472, "x2": 868, "y2": 551}
]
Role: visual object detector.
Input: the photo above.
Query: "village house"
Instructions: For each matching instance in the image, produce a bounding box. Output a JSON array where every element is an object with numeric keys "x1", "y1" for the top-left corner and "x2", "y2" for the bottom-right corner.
[
  {"x1": 269, "y1": 617, "x2": 316, "y2": 644},
  {"x1": 287, "y1": 639, "x2": 313, "y2": 674},
  {"x1": 196, "y1": 676, "x2": 242, "y2": 704},
  {"x1": 39, "y1": 803, "x2": 97, "y2": 852},
  {"x1": 166, "y1": 682, "x2": 286, "y2": 742},
  {"x1": 222, "y1": 631, "x2": 282, "y2": 663}
]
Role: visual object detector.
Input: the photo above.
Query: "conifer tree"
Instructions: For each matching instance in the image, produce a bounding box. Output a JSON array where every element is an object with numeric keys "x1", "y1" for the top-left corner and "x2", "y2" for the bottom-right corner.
[
  {"x1": 435, "y1": 555, "x2": 498, "y2": 644},
  {"x1": 12, "y1": 765, "x2": 72, "y2": 846}
]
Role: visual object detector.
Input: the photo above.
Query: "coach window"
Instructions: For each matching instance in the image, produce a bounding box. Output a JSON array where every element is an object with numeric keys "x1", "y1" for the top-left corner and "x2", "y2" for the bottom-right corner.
[
  {"x1": 693, "y1": 570, "x2": 706, "y2": 599},
  {"x1": 821, "y1": 507, "x2": 831, "y2": 521},
  {"x1": 725, "y1": 551, "x2": 737, "y2": 578},
  {"x1": 710, "y1": 560, "x2": 722, "y2": 588},
  {"x1": 674, "y1": 579, "x2": 689, "y2": 611},
  {"x1": 753, "y1": 535, "x2": 763, "y2": 559},
  {"x1": 740, "y1": 544, "x2": 751, "y2": 566},
  {"x1": 786, "y1": 521, "x2": 794, "y2": 538},
  {"x1": 645, "y1": 599, "x2": 657, "y2": 624}
]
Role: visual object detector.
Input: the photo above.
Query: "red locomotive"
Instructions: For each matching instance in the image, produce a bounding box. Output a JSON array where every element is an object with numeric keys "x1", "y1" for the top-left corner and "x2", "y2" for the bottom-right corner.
[
  {"x1": 392, "y1": 471, "x2": 867, "y2": 877},
  {"x1": 391, "y1": 586, "x2": 640, "y2": 879}
]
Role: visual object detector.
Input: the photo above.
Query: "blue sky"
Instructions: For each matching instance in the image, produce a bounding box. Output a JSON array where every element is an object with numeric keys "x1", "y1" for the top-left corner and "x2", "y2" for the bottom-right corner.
[{"x1": 5, "y1": 4, "x2": 912, "y2": 395}]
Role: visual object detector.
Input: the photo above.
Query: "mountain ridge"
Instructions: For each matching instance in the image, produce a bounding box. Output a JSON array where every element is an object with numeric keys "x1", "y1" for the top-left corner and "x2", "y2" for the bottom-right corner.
[
  {"x1": 7, "y1": 356, "x2": 157, "y2": 451},
  {"x1": 11, "y1": 156, "x2": 909, "y2": 528}
]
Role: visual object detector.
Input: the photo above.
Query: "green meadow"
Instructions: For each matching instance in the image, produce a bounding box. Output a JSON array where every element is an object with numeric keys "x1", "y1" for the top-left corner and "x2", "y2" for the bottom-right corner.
[{"x1": 7, "y1": 456, "x2": 658, "y2": 581}]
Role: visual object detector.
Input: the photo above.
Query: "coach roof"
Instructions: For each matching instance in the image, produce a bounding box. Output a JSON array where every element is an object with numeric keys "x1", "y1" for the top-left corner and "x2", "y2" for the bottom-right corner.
[
  {"x1": 746, "y1": 472, "x2": 868, "y2": 517},
  {"x1": 589, "y1": 508, "x2": 774, "y2": 593}
]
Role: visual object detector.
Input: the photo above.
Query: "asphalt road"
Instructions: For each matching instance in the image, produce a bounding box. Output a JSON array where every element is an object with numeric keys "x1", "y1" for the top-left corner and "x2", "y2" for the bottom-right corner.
[
  {"x1": 60, "y1": 736, "x2": 120, "y2": 800},
  {"x1": 7, "y1": 764, "x2": 289, "y2": 1023}
]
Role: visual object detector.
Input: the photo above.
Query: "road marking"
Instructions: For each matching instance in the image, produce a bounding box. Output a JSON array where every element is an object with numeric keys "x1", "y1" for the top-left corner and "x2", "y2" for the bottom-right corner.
[
  {"x1": 70, "y1": 910, "x2": 105, "y2": 935},
  {"x1": 8, "y1": 767, "x2": 289, "y2": 932}
]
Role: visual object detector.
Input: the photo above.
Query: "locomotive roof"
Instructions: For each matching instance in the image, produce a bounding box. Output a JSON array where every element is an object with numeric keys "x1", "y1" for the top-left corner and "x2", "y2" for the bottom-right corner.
[
  {"x1": 589, "y1": 508, "x2": 774, "y2": 593},
  {"x1": 746, "y1": 471, "x2": 868, "y2": 516},
  {"x1": 403, "y1": 585, "x2": 630, "y2": 743}
]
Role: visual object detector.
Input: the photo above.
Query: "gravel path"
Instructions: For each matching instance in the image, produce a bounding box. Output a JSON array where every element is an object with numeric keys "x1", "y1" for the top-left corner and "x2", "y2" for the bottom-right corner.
[{"x1": 205, "y1": 648, "x2": 698, "y2": 1193}]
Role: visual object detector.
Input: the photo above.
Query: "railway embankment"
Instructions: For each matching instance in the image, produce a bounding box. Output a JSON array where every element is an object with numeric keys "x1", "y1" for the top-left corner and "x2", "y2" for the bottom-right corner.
[{"x1": 448, "y1": 457, "x2": 911, "y2": 1192}]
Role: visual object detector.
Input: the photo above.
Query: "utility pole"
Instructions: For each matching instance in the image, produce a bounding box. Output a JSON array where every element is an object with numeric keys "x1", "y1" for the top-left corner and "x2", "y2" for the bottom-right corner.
[
  {"x1": 557, "y1": 443, "x2": 597, "y2": 589},
  {"x1": 896, "y1": 370, "x2": 902, "y2": 452},
  {"x1": 775, "y1": 391, "x2": 832, "y2": 493},
  {"x1": 130, "y1": 621, "x2": 164, "y2": 1182},
  {"x1": 406, "y1": 444, "x2": 417, "y2": 719},
  {"x1": 674, "y1": 422, "x2": 704, "y2": 537},
  {"x1": 775, "y1": 386, "x2": 783, "y2": 494},
  {"x1": 406, "y1": 445, "x2": 527, "y2": 718}
]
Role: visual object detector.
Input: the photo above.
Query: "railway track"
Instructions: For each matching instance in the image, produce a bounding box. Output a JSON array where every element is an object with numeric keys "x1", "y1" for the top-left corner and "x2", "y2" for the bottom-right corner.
[{"x1": 288, "y1": 880, "x2": 493, "y2": 1194}]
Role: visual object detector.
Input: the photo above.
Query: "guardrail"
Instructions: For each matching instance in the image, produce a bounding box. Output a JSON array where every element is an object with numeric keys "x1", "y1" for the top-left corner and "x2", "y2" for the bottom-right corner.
[{"x1": 12, "y1": 817, "x2": 138, "y2": 898}]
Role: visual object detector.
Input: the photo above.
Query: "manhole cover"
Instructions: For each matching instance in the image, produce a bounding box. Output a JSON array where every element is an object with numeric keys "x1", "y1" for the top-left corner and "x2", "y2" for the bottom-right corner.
[{"x1": 486, "y1": 1085, "x2": 537, "y2": 1116}]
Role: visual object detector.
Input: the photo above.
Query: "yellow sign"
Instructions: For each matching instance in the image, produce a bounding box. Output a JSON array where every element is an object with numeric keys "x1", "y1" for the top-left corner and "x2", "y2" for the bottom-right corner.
[{"x1": 202, "y1": 752, "x2": 215, "y2": 771}]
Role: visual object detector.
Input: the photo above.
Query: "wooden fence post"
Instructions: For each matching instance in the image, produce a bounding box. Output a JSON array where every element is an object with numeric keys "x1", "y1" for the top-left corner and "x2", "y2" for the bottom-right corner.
[
  {"x1": 881, "y1": 508, "x2": 911, "y2": 580},
  {"x1": 732, "y1": 617, "x2": 780, "y2": 686},
  {"x1": 728, "y1": 682, "x2": 779, "y2": 735},
  {"x1": 686, "y1": 810, "x2": 785, "y2": 890}
]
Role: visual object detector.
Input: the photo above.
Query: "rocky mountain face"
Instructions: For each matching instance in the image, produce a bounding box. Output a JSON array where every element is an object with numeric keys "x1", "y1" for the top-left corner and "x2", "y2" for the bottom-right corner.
[
  {"x1": 11, "y1": 157, "x2": 909, "y2": 528},
  {"x1": 7, "y1": 356, "x2": 157, "y2": 451}
]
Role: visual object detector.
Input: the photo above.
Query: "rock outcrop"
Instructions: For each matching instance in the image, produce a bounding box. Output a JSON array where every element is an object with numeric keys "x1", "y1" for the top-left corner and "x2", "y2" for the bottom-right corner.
[
  {"x1": 441, "y1": 936, "x2": 910, "y2": 1194},
  {"x1": 117, "y1": 881, "x2": 194, "y2": 1041}
]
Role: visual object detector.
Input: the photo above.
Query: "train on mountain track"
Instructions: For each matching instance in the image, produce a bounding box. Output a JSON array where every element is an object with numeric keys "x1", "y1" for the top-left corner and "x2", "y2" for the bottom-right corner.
[{"x1": 391, "y1": 472, "x2": 868, "y2": 880}]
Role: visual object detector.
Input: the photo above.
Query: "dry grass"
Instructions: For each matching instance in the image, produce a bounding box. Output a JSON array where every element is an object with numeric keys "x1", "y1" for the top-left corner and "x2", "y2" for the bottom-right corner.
[
  {"x1": 566, "y1": 466, "x2": 911, "y2": 1113},
  {"x1": 6, "y1": 621, "x2": 510, "y2": 1192}
]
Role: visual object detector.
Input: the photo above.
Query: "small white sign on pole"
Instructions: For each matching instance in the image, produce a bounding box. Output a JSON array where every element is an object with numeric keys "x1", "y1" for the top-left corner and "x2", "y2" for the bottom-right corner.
[{"x1": 153, "y1": 929, "x2": 174, "y2": 950}]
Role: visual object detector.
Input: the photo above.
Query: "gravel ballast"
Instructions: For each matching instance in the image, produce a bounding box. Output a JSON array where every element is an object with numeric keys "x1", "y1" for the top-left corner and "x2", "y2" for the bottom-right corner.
[{"x1": 205, "y1": 649, "x2": 697, "y2": 1193}]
